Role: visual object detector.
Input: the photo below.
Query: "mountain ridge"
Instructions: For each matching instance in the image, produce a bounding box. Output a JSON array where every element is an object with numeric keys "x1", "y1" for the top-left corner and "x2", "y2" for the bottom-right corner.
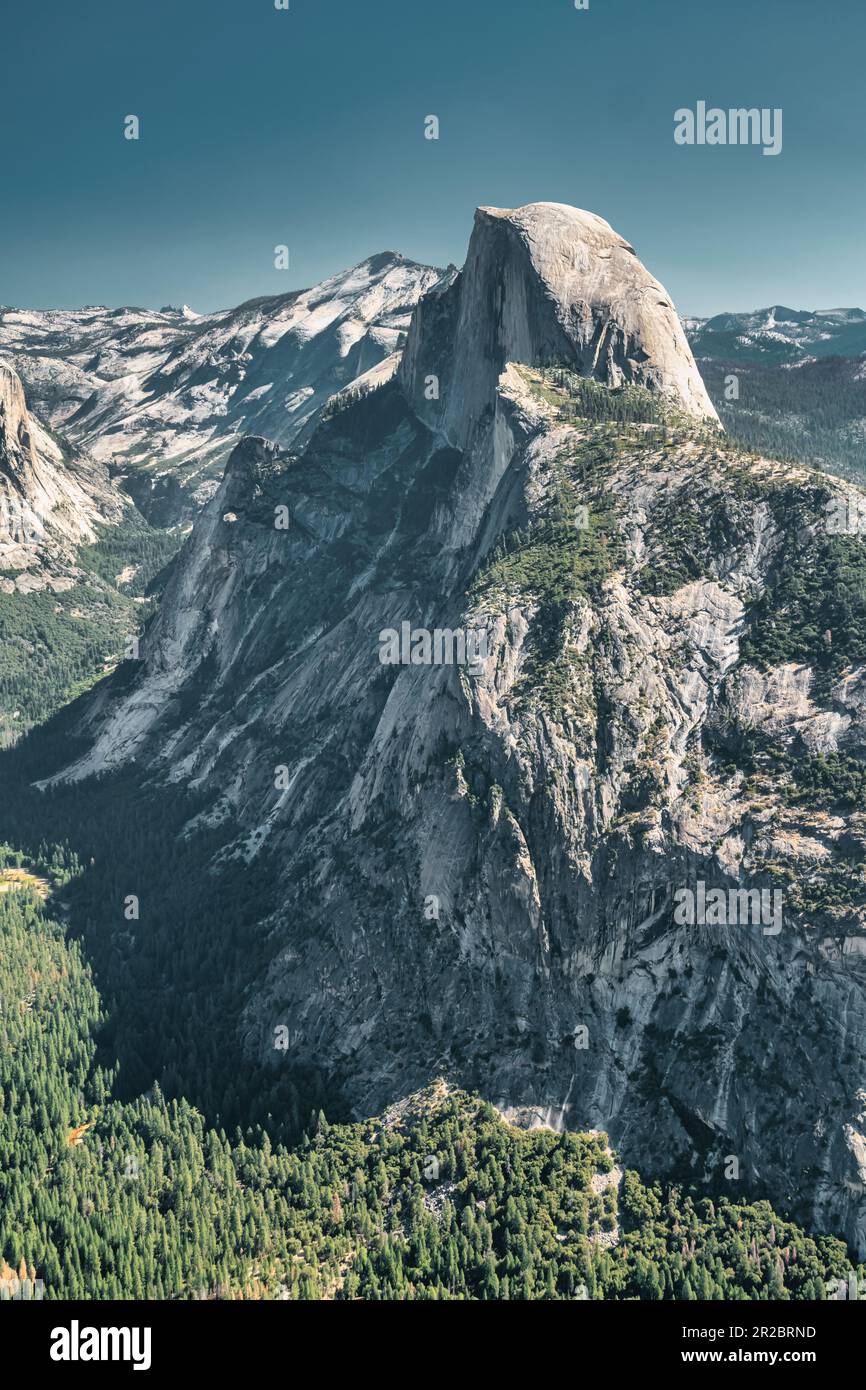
[
  {"x1": 31, "y1": 202, "x2": 866, "y2": 1259},
  {"x1": 685, "y1": 304, "x2": 866, "y2": 364},
  {"x1": 0, "y1": 253, "x2": 442, "y2": 522}
]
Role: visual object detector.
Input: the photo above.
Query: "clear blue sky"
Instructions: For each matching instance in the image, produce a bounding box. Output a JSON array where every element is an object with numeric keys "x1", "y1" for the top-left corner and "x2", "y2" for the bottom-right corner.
[{"x1": 2, "y1": 0, "x2": 863, "y2": 317}]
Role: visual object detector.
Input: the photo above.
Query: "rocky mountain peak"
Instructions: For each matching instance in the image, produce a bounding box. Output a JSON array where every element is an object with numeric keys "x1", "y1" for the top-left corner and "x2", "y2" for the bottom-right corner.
[
  {"x1": 159, "y1": 303, "x2": 199, "y2": 319},
  {"x1": 0, "y1": 360, "x2": 30, "y2": 453},
  {"x1": 220, "y1": 434, "x2": 285, "y2": 509},
  {"x1": 400, "y1": 200, "x2": 718, "y2": 447}
]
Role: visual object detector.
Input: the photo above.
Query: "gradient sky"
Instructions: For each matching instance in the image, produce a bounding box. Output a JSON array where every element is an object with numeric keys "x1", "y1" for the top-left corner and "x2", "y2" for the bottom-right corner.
[{"x1": 2, "y1": 0, "x2": 863, "y2": 317}]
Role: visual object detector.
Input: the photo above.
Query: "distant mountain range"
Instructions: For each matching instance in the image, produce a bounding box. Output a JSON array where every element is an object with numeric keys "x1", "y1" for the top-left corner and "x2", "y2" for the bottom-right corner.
[
  {"x1": 681, "y1": 307, "x2": 866, "y2": 481},
  {"x1": 684, "y1": 305, "x2": 866, "y2": 364},
  {"x1": 0, "y1": 253, "x2": 441, "y2": 523},
  {"x1": 4, "y1": 276, "x2": 864, "y2": 538},
  {"x1": 0, "y1": 255, "x2": 444, "y2": 734}
]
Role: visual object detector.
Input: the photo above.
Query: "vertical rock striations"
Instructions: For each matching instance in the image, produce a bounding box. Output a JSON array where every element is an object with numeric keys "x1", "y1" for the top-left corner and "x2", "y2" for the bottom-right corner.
[{"x1": 400, "y1": 202, "x2": 718, "y2": 449}]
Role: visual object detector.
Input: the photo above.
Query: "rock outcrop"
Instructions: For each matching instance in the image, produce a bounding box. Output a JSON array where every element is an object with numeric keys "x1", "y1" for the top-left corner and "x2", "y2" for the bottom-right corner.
[
  {"x1": 400, "y1": 202, "x2": 718, "y2": 448},
  {"x1": 48, "y1": 204, "x2": 866, "y2": 1258},
  {"x1": 0, "y1": 361, "x2": 123, "y2": 588}
]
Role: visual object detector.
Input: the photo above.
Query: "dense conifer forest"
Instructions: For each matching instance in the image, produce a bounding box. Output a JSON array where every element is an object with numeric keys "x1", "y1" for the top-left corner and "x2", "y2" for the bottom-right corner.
[
  {"x1": 1, "y1": 842, "x2": 863, "y2": 1300},
  {"x1": 698, "y1": 356, "x2": 866, "y2": 483}
]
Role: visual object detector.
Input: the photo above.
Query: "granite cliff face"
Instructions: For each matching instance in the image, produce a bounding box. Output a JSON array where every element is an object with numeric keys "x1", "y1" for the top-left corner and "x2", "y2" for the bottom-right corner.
[
  {"x1": 400, "y1": 203, "x2": 718, "y2": 448},
  {"x1": 51, "y1": 205, "x2": 866, "y2": 1256},
  {"x1": 0, "y1": 362, "x2": 123, "y2": 590}
]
